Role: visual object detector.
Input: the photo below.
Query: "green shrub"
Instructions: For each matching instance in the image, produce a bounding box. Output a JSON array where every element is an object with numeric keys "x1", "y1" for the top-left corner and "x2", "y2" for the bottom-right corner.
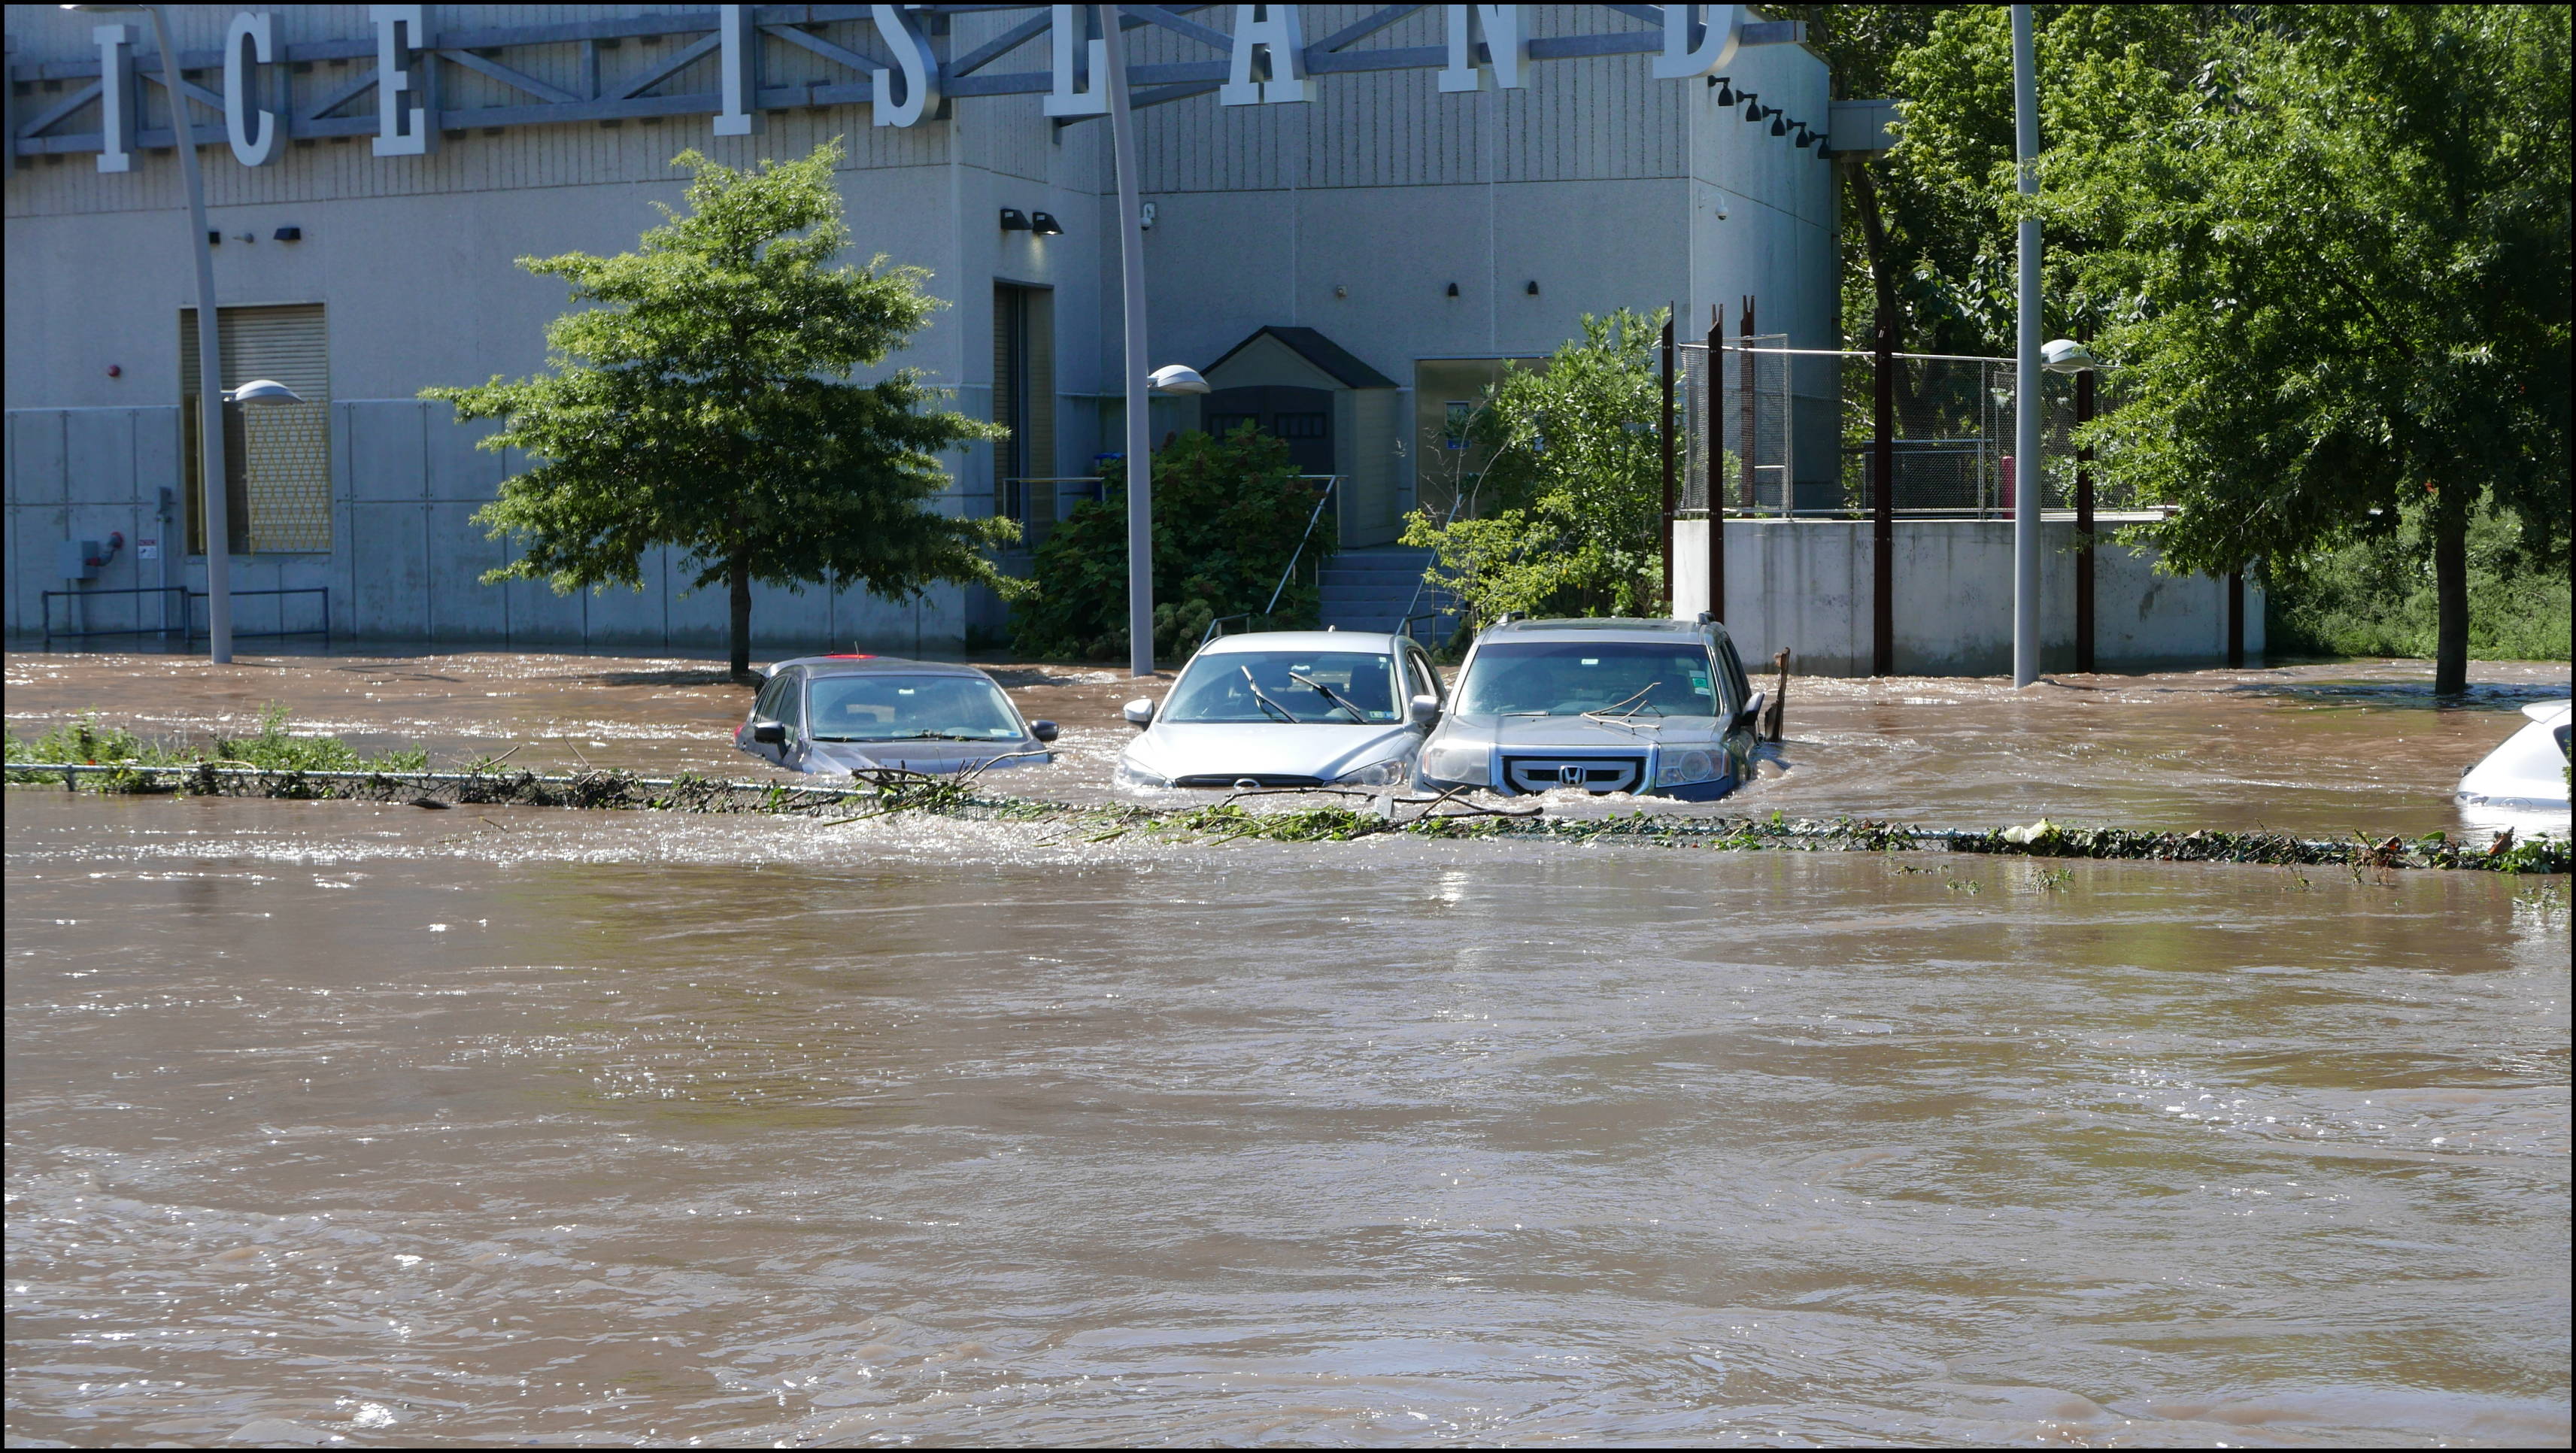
[
  {"x1": 5, "y1": 703, "x2": 429, "y2": 784},
  {"x1": 1404, "y1": 308, "x2": 1668, "y2": 625},
  {"x1": 2268, "y1": 505, "x2": 2571, "y2": 661},
  {"x1": 1011, "y1": 426, "x2": 1334, "y2": 660}
]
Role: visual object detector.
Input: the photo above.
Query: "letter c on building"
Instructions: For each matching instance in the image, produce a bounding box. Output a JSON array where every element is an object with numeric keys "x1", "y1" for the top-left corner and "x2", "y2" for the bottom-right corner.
[{"x1": 225, "y1": 12, "x2": 280, "y2": 167}]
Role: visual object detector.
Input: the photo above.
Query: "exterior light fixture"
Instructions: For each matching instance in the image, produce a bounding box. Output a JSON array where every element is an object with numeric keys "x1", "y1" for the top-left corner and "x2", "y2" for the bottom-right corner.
[
  {"x1": 1526, "y1": 280, "x2": 1540, "y2": 296},
  {"x1": 272, "y1": 226, "x2": 301, "y2": 241},
  {"x1": 998, "y1": 208, "x2": 1032, "y2": 232},
  {"x1": 1770, "y1": 113, "x2": 1788, "y2": 136},
  {"x1": 220, "y1": 379, "x2": 304, "y2": 405},
  {"x1": 2041, "y1": 338, "x2": 2098, "y2": 372},
  {"x1": 1446, "y1": 281, "x2": 1459, "y2": 297},
  {"x1": 1148, "y1": 364, "x2": 1210, "y2": 395},
  {"x1": 1030, "y1": 211, "x2": 1063, "y2": 235}
]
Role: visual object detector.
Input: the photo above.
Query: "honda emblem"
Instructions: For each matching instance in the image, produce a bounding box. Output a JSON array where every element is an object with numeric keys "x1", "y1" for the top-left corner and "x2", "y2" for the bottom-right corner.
[{"x1": 1558, "y1": 764, "x2": 1585, "y2": 785}]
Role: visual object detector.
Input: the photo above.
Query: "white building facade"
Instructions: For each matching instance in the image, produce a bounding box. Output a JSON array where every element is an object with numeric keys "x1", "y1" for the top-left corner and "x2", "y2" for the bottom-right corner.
[{"x1": 4, "y1": 4, "x2": 1845, "y2": 652}]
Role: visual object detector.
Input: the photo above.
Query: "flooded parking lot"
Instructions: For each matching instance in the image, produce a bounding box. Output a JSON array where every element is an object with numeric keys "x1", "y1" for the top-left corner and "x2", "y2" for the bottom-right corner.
[
  {"x1": 6, "y1": 649, "x2": 2570, "y2": 839},
  {"x1": 7, "y1": 650, "x2": 2569, "y2": 1446}
]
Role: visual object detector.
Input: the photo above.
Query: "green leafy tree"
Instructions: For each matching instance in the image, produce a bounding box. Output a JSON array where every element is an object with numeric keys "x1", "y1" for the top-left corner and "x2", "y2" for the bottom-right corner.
[
  {"x1": 2047, "y1": 5, "x2": 2570, "y2": 693},
  {"x1": 424, "y1": 140, "x2": 1012, "y2": 680},
  {"x1": 1012, "y1": 426, "x2": 1331, "y2": 661},
  {"x1": 1403, "y1": 308, "x2": 1668, "y2": 624}
]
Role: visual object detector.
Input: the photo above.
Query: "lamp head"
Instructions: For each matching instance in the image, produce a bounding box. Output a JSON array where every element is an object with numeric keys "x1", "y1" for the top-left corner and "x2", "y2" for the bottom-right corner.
[
  {"x1": 1148, "y1": 365, "x2": 1210, "y2": 396},
  {"x1": 2041, "y1": 338, "x2": 2098, "y2": 373},
  {"x1": 223, "y1": 378, "x2": 304, "y2": 406}
]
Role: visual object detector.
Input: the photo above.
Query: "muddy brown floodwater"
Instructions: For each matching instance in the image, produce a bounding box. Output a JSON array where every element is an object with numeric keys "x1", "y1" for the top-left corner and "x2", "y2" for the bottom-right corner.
[
  {"x1": 6, "y1": 649, "x2": 2571, "y2": 839},
  {"x1": 5, "y1": 648, "x2": 2570, "y2": 1448}
]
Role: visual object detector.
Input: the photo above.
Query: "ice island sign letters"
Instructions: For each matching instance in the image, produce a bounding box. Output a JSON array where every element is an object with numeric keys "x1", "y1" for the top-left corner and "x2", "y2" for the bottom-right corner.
[{"x1": 34, "y1": 4, "x2": 1810, "y2": 174}]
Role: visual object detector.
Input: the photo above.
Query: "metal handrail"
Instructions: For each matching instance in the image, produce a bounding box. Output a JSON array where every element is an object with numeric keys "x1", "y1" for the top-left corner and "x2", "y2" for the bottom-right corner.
[
  {"x1": 39, "y1": 585, "x2": 189, "y2": 649},
  {"x1": 184, "y1": 587, "x2": 331, "y2": 650},
  {"x1": 1261, "y1": 475, "x2": 1340, "y2": 617}
]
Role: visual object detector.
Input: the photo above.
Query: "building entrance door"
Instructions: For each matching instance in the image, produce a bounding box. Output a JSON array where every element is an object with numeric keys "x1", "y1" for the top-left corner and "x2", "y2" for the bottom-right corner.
[{"x1": 1200, "y1": 385, "x2": 1334, "y2": 475}]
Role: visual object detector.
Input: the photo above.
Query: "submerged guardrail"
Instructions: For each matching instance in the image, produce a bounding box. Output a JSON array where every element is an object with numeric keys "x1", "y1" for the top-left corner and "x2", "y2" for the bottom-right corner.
[{"x1": 7, "y1": 760, "x2": 2567, "y2": 874}]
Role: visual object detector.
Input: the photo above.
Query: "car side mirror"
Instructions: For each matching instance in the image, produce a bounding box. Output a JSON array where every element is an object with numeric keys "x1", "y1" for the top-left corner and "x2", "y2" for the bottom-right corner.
[
  {"x1": 1122, "y1": 697, "x2": 1156, "y2": 727},
  {"x1": 751, "y1": 720, "x2": 786, "y2": 745},
  {"x1": 1030, "y1": 720, "x2": 1059, "y2": 743},
  {"x1": 1733, "y1": 690, "x2": 1767, "y2": 732},
  {"x1": 1408, "y1": 693, "x2": 1440, "y2": 726}
]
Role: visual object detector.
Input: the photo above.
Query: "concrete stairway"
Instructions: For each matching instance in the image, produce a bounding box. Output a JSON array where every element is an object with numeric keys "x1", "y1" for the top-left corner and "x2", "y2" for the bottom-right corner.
[{"x1": 1318, "y1": 545, "x2": 1461, "y2": 642}]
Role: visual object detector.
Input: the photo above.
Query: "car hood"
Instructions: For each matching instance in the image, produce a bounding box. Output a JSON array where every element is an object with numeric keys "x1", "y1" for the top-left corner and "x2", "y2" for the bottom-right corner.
[
  {"x1": 799, "y1": 740, "x2": 1046, "y2": 775},
  {"x1": 1437, "y1": 714, "x2": 1727, "y2": 749},
  {"x1": 1124, "y1": 721, "x2": 1419, "y2": 781}
]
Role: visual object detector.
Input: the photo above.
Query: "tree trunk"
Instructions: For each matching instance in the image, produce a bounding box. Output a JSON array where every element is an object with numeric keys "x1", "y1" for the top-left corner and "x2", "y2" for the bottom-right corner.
[
  {"x1": 1850, "y1": 162, "x2": 1900, "y2": 351},
  {"x1": 729, "y1": 555, "x2": 754, "y2": 681},
  {"x1": 2432, "y1": 495, "x2": 2469, "y2": 696}
]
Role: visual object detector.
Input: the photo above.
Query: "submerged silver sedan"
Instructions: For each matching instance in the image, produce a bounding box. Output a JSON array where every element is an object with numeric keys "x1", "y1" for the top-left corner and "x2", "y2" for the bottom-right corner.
[
  {"x1": 1114, "y1": 631, "x2": 1447, "y2": 790},
  {"x1": 735, "y1": 655, "x2": 1056, "y2": 775},
  {"x1": 1415, "y1": 616, "x2": 1765, "y2": 802}
]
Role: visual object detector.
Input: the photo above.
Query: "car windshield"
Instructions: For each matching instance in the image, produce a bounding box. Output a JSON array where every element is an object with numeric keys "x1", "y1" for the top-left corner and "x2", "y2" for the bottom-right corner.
[
  {"x1": 1161, "y1": 650, "x2": 1400, "y2": 724},
  {"x1": 1455, "y1": 642, "x2": 1720, "y2": 717},
  {"x1": 803, "y1": 674, "x2": 1025, "y2": 742}
]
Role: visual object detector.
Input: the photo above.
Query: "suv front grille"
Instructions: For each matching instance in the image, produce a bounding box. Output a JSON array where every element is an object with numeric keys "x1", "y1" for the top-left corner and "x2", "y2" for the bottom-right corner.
[{"x1": 1500, "y1": 754, "x2": 1645, "y2": 795}]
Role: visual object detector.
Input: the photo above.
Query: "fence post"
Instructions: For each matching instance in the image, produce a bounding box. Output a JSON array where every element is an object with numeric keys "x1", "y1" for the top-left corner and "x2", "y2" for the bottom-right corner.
[
  {"x1": 1739, "y1": 296, "x2": 1758, "y2": 511},
  {"x1": 1873, "y1": 309, "x2": 1895, "y2": 676},
  {"x1": 1707, "y1": 307, "x2": 1725, "y2": 622},
  {"x1": 1659, "y1": 314, "x2": 1676, "y2": 613},
  {"x1": 2075, "y1": 359, "x2": 2096, "y2": 673},
  {"x1": 2226, "y1": 569, "x2": 2245, "y2": 668}
]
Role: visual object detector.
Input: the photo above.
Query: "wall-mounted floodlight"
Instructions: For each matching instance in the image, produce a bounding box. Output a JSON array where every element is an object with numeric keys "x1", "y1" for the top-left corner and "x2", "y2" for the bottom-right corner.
[
  {"x1": 1711, "y1": 78, "x2": 1736, "y2": 105},
  {"x1": 1148, "y1": 364, "x2": 1209, "y2": 395},
  {"x1": 998, "y1": 208, "x2": 1031, "y2": 232},
  {"x1": 221, "y1": 378, "x2": 303, "y2": 405},
  {"x1": 1030, "y1": 211, "x2": 1063, "y2": 235},
  {"x1": 1770, "y1": 113, "x2": 1789, "y2": 136},
  {"x1": 2042, "y1": 338, "x2": 2098, "y2": 372}
]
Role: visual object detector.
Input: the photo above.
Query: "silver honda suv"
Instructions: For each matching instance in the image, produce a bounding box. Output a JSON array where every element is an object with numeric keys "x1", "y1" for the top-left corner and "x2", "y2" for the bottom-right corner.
[{"x1": 1413, "y1": 615, "x2": 1764, "y2": 802}]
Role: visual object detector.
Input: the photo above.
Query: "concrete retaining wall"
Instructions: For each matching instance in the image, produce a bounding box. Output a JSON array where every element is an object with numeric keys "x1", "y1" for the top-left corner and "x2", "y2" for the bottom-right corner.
[{"x1": 1672, "y1": 517, "x2": 2260, "y2": 676}]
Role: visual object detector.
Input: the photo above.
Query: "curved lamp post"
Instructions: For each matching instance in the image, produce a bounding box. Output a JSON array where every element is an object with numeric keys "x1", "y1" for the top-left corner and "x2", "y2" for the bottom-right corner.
[{"x1": 64, "y1": 2, "x2": 255, "y2": 662}]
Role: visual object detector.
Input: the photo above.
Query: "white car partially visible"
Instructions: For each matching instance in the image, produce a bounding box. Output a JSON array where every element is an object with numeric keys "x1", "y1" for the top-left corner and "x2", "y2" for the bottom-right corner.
[
  {"x1": 2456, "y1": 699, "x2": 2571, "y2": 808},
  {"x1": 1114, "y1": 631, "x2": 1447, "y2": 791}
]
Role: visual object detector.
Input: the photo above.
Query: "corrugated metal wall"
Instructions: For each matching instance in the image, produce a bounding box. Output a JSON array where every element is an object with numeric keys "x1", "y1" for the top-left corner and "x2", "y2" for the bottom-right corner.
[{"x1": 1134, "y1": 5, "x2": 1685, "y2": 194}]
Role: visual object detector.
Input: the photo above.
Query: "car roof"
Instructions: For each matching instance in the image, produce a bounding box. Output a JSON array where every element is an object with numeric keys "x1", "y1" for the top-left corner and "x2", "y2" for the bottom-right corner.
[
  {"x1": 1477, "y1": 617, "x2": 1725, "y2": 646},
  {"x1": 766, "y1": 655, "x2": 994, "y2": 679},
  {"x1": 1193, "y1": 630, "x2": 1406, "y2": 656}
]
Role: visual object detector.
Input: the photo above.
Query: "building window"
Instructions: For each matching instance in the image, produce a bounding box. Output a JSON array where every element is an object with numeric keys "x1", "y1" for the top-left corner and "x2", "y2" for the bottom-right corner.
[
  {"x1": 992, "y1": 282, "x2": 1055, "y2": 535},
  {"x1": 179, "y1": 303, "x2": 331, "y2": 554}
]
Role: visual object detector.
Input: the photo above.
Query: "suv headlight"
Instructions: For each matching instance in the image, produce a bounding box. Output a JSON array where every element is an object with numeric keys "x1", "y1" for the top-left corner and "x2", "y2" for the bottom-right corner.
[
  {"x1": 1655, "y1": 748, "x2": 1719, "y2": 787},
  {"x1": 1333, "y1": 755, "x2": 1410, "y2": 787},
  {"x1": 1112, "y1": 757, "x2": 1172, "y2": 790},
  {"x1": 1421, "y1": 742, "x2": 1491, "y2": 786}
]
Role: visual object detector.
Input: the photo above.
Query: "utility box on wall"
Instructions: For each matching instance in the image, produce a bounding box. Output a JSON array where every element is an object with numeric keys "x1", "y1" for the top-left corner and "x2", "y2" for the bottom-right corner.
[{"x1": 57, "y1": 540, "x2": 99, "y2": 581}]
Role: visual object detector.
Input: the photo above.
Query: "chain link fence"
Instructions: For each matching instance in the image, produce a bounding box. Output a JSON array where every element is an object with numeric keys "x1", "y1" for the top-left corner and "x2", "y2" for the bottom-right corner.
[{"x1": 1677, "y1": 344, "x2": 2140, "y2": 518}]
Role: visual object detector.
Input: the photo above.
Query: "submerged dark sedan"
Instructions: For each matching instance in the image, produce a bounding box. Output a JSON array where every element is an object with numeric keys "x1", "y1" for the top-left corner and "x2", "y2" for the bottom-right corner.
[{"x1": 735, "y1": 655, "x2": 1057, "y2": 775}]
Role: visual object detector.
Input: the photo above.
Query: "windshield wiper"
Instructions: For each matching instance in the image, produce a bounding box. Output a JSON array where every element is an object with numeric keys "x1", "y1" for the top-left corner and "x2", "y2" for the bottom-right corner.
[
  {"x1": 1582, "y1": 684, "x2": 1664, "y2": 728},
  {"x1": 1287, "y1": 671, "x2": 1365, "y2": 722},
  {"x1": 1241, "y1": 666, "x2": 1302, "y2": 723}
]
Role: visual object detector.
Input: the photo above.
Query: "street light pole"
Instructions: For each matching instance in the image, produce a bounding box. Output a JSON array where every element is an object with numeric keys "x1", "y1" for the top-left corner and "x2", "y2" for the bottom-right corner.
[
  {"x1": 144, "y1": 3, "x2": 234, "y2": 663},
  {"x1": 75, "y1": 3, "x2": 233, "y2": 661},
  {"x1": 1097, "y1": 4, "x2": 1156, "y2": 678},
  {"x1": 2010, "y1": 2, "x2": 2041, "y2": 688}
]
